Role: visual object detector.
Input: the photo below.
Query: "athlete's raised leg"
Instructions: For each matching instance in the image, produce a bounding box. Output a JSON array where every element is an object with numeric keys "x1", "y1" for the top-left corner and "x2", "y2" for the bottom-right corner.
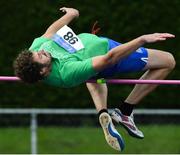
[
  {"x1": 125, "y1": 49, "x2": 176, "y2": 104},
  {"x1": 112, "y1": 49, "x2": 176, "y2": 138}
]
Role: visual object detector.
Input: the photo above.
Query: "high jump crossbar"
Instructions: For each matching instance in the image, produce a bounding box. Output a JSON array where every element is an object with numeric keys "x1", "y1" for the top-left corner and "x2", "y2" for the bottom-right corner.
[{"x1": 1, "y1": 76, "x2": 180, "y2": 85}]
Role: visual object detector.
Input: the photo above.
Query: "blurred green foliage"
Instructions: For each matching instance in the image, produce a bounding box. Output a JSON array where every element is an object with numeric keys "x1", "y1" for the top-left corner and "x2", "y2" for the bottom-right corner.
[{"x1": 0, "y1": 0, "x2": 180, "y2": 108}]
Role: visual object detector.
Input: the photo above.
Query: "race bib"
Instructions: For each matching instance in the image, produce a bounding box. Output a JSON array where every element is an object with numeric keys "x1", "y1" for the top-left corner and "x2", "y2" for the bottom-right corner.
[{"x1": 52, "y1": 25, "x2": 84, "y2": 53}]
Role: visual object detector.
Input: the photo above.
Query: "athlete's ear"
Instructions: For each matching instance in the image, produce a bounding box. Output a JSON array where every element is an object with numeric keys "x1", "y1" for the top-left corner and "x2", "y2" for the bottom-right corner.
[
  {"x1": 40, "y1": 67, "x2": 49, "y2": 76},
  {"x1": 40, "y1": 68, "x2": 45, "y2": 75}
]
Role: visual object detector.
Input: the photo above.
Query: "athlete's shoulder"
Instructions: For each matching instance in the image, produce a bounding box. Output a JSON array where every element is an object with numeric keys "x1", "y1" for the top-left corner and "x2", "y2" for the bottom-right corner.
[
  {"x1": 78, "y1": 32, "x2": 98, "y2": 36},
  {"x1": 29, "y1": 37, "x2": 51, "y2": 51}
]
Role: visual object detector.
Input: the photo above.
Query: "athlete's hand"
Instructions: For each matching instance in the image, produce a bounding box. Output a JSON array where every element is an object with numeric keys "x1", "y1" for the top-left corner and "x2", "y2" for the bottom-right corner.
[
  {"x1": 140, "y1": 33, "x2": 175, "y2": 44},
  {"x1": 60, "y1": 7, "x2": 79, "y2": 18}
]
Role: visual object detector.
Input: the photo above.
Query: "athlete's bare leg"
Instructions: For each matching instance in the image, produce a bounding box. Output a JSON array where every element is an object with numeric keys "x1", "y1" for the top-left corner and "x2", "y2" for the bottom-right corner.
[
  {"x1": 86, "y1": 83, "x2": 107, "y2": 112},
  {"x1": 125, "y1": 49, "x2": 176, "y2": 104}
]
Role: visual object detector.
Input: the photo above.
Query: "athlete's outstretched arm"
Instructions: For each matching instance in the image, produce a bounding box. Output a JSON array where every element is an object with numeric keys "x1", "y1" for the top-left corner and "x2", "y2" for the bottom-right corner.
[
  {"x1": 92, "y1": 33, "x2": 175, "y2": 71},
  {"x1": 42, "y1": 7, "x2": 79, "y2": 39}
]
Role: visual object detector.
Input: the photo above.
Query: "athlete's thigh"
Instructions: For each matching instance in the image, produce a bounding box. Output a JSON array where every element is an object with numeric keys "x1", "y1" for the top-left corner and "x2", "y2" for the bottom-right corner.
[{"x1": 144, "y1": 48, "x2": 173, "y2": 70}]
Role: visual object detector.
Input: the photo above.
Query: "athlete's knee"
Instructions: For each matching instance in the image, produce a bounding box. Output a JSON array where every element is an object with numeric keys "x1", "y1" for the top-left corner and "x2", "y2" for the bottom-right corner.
[
  {"x1": 86, "y1": 82, "x2": 101, "y2": 92},
  {"x1": 165, "y1": 52, "x2": 176, "y2": 70}
]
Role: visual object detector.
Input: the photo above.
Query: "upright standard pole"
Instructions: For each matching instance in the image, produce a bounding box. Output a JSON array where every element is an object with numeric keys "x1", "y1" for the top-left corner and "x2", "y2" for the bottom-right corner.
[{"x1": 30, "y1": 113, "x2": 37, "y2": 155}]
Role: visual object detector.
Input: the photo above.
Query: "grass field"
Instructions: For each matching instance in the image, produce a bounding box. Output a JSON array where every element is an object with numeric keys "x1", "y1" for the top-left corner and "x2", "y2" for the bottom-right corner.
[{"x1": 0, "y1": 125, "x2": 180, "y2": 154}]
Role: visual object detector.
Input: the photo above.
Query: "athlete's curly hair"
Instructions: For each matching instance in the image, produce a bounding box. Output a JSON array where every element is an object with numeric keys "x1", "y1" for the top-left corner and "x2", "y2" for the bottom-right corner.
[{"x1": 13, "y1": 50, "x2": 44, "y2": 83}]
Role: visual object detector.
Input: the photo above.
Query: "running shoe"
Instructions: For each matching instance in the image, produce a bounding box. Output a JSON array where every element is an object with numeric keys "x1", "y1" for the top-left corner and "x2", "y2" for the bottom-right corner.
[
  {"x1": 99, "y1": 112, "x2": 125, "y2": 151},
  {"x1": 111, "y1": 108, "x2": 144, "y2": 139}
]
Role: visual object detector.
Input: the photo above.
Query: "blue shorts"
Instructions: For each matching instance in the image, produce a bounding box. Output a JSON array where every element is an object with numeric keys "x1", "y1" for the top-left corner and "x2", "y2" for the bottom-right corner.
[{"x1": 98, "y1": 38, "x2": 148, "y2": 78}]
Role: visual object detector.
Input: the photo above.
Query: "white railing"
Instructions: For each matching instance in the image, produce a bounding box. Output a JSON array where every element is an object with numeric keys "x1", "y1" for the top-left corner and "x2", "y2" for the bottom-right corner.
[{"x1": 0, "y1": 108, "x2": 180, "y2": 154}]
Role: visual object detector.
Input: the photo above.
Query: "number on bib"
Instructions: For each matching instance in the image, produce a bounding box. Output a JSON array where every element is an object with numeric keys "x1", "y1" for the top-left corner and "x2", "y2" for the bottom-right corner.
[
  {"x1": 52, "y1": 25, "x2": 84, "y2": 53},
  {"x1": 63, "y1": 32, "x2": 78, "y2": 45}
]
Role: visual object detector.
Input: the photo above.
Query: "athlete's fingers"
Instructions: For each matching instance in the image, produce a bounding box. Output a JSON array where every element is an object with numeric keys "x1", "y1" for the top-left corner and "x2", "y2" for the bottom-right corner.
[
  {"x1": 157, "y1": 33, "x2": 175, "y2": 38},
  {"x1": 164, "y1": 34, "x2": 175, "y2": 38},
  {"x1": 60, "y1": 7, "x2": 67, "y2": 13}
]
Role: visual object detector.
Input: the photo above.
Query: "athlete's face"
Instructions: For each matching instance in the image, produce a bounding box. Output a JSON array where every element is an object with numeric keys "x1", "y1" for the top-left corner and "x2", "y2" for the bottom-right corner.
[
  {"x1": 33, "y1": 50, "x2": 51, "y2": 64},
  {"x1": 32, "y1": 50, "x2": 52, "y2": 75}
]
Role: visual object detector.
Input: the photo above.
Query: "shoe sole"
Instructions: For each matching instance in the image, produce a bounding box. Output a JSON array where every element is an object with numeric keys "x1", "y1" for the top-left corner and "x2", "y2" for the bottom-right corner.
[
  {"x1": 111, "y1": 113, "x2": 144, "y2": 139},
  {"x1": 99, "y1": 112, "x2": 125, "y2": 151}
]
